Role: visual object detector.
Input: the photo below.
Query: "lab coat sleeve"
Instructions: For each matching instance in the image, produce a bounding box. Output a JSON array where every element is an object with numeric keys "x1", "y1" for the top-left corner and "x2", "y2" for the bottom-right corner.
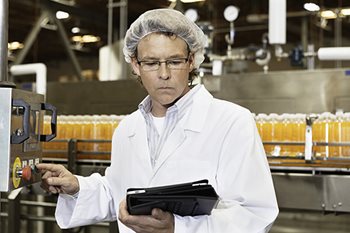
[
  {"x1": 174, "y1": 109, "x2": 279, "y2": 233},
  {"x1": 55, "y1": 173, "x2": 117, "y2": 229}
]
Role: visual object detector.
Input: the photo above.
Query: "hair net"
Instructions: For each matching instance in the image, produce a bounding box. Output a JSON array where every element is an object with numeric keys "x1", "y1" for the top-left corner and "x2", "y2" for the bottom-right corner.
[{"x1": 123, "y1": 8, "x2": 207, "y2": 69}]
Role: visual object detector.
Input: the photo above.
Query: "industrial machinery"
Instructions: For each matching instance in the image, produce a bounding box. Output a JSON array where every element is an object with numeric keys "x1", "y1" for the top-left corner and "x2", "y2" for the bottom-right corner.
[{"x1": 0, "y1": 88, "x2": 57, "y2": 192}]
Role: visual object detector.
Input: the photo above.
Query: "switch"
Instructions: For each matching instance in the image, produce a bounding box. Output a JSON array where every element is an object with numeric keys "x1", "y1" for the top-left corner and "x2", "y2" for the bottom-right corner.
[{"x1": 17, "y1": 165, "x2": 32, "y2": 181}]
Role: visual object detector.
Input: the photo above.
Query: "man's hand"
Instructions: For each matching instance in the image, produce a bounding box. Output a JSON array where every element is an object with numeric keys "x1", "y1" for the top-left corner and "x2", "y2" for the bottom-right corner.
[
  {"x1": 36, "y1": 163, "x2": 79, "y2": 195},
  {"x1": 118, "y1": 199, "x2": 174, "y2": 233}
]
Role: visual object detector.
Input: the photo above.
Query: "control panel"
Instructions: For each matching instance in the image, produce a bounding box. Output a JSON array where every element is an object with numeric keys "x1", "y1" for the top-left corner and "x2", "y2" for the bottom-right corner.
[{"x1": 0, "y1": 88, "x2": 56, "y2": 192}]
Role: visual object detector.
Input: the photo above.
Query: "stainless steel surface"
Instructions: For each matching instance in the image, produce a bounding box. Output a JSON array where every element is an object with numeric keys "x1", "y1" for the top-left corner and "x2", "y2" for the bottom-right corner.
[
  {"x1": 47, "y1": 79, "x2": 147, "y2": 115},
  {"x1": 272, "y1": 173, "x2": 350, "y2": 212},
  {"x1": 202, "y1": 68, "x2": 350, "y2": 114},
  {"x1": 0, "y1": 88, "x2": 12, "y2": 191}
]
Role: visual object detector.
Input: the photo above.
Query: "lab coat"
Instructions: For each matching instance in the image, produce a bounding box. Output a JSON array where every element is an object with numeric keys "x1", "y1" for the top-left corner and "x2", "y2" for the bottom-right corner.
[{"x1": 55, "y1": 85, "x2": 279, "y2": 233}]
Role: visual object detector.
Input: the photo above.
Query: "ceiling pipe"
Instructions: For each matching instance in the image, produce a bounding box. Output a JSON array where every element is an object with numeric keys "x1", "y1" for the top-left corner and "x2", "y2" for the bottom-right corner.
[{"x1": 0, "y1": 0, "x2": 15, "y2": 87}]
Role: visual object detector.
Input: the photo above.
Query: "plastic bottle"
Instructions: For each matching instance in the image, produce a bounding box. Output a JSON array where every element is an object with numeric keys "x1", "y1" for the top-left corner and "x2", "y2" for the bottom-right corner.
[{"x1": 342, "y1": 112, "x2": 350, "y2": 157}]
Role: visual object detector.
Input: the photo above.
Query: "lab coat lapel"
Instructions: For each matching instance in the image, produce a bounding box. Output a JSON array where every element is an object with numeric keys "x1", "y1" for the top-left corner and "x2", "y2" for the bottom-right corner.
[
  {"x1": 153, "y1": 124, "x2": 186, "y2": 172},
  {"x1": 152, "y1": 85, "x2": 213, "y2": 174},
  {"x1": 128, "y1": 113, "x2": 153, "y2": 172}
]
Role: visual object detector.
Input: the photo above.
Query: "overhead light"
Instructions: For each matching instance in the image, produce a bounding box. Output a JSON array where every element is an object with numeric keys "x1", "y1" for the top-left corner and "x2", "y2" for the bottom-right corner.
[
  {"x1": 71, "y1": 27, "x2": 81, "y2": 34},
  {"x1": 304, "y1": 3, "x2": 320, "y2": 12},
  {"x1": 320, "y1": 10, "x2": 337, "y2": 19},
  {"x1": 72, "y1": 35, "x2": 100, "y2": 43},
  {"x1": 224, "y1": 5, "x2": 239, "y2": 22},
  {"x1": 50, "y1": 0, "x2": 76, "y2": 6},
  {"x1": 8, "y1": 41, "x2": 24, "y2": 50},
  {"x1": 56, "y1": 11, "x2": 70, "y2": 19},
  {"x1": 168, "y1": 0, "x2": 205, "y2": 3},
  {"x1": 185, "y1": 9, "x2": 199, "y2": 22},
  {"x1": 341, "y1": 8, "x2": 350, "y2": 16}
]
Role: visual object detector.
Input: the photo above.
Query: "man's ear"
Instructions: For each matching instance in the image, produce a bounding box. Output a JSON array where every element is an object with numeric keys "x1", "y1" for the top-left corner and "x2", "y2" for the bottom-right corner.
[{"x1": 130, "y1": 58, "x2": 141, "y2": 76}]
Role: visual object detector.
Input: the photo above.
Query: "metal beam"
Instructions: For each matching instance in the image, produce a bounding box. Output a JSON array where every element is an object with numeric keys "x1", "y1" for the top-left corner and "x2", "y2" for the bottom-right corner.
[
  {"x1": 45, "y1": 8, "x2": 83, "y2": 80},
  {"x1": 12, "y1": 11, "x2": 48, "y2": 65},
  {"x1": 40, "y1": 0, "x2": 107, "y2": 27}
]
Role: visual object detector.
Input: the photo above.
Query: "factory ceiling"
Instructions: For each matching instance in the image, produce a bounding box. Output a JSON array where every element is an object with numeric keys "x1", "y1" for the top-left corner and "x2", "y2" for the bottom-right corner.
[{"x1": 7, "y1": 0, "x2": 350, "y2": 64}]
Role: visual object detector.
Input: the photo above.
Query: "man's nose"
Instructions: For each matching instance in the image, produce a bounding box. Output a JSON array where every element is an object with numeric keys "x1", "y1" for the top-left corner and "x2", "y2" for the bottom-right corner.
[{"x1": 158, "y1": 62, "x2": 170, "y2": 80}]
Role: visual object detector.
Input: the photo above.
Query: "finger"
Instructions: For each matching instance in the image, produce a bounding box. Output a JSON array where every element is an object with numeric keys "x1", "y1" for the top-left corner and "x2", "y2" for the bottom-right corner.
[
  {"x1": 36, "y1": 163, "x2": 64, "y2": 173},
  {"x1": 151, "y1": 208, "x2": 165, "y2": 220},
  {"x1": 46, "y1": 177, "x2": 65, "y2": 187},
  {"x1": 41, "y1": 171, "x2": 53, "y2": 180},
  {"x1": 48, "y1": 185, "x2": 59, "y2": 194}
]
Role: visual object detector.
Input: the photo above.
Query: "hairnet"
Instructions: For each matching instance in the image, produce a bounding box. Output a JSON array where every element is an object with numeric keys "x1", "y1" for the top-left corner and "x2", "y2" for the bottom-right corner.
[{"x1": 123, "y1": 8, "x2": 207, "y2": 69}]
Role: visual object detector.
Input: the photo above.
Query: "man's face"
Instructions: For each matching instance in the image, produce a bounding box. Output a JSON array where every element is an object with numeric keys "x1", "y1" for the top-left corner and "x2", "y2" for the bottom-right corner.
[{"x1": 131, "y1": 33, "x2": 194, "y2": 116}]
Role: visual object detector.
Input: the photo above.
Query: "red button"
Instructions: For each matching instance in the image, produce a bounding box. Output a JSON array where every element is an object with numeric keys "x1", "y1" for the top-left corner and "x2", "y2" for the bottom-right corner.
[{"x1": 21, "y1": 166, "x2": 32, "y2": 181}]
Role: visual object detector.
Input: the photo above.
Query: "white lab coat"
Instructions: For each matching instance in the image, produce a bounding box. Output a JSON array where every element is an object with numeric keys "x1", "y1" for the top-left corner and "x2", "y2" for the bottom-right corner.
[{"x1": 55, "y1": 85, "x2": 279, "y2": 233}]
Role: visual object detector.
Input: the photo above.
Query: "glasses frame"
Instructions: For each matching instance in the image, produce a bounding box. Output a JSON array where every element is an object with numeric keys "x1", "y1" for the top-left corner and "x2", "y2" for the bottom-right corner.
[{"x1": 136, "y1": 54, "x2": 191, "y2": 71}]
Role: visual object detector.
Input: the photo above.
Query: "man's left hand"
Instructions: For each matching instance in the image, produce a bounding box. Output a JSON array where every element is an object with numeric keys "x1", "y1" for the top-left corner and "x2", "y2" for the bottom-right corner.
[{"x1": 118, "y1": 199, "x2": 174, "y2": 233}]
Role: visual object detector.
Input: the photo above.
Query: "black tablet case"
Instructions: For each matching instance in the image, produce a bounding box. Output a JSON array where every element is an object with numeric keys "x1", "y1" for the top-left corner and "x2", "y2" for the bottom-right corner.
[{"x1": 126, "y1": 179, "x2": 219, "y2": 216}]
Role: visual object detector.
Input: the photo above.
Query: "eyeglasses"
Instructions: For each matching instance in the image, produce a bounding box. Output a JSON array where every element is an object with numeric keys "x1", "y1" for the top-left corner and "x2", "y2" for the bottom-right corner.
[{"x1": 137, "y1": 57, "x2": 190, "y2": 71}]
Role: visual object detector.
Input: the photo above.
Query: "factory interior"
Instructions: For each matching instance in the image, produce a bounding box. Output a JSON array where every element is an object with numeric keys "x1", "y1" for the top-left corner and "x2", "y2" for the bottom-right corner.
[{"x1": 1, "y1": 0, "x2": 350, "y2": 232}]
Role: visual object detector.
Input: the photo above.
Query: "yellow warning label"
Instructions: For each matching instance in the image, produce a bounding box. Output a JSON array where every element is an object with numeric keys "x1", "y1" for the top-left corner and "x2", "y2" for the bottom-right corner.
[{"x1": 12, "y1": 157, "x2": 21, "y2": 188}]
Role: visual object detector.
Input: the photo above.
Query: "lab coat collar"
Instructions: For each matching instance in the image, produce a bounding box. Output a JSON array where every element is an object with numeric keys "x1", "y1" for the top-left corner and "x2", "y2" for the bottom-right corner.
[
  {"x1": 182, "y1": 84, "x2": 213, "y2": 132},
  {"x1": 128, "y1": 84, "x2": 213, "y2": 136}
]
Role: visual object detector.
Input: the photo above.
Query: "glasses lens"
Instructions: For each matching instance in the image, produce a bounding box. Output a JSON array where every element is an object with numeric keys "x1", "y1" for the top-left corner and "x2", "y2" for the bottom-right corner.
[
  {"x1": 142, "y1": 61, "x2": 159, "y2": 71},
  {"x1": 167, "y1": 59, "x2": 187, "y2": 69},
  {"x1": 139, "y1": 58, "x2": 188, "y2": 71}
]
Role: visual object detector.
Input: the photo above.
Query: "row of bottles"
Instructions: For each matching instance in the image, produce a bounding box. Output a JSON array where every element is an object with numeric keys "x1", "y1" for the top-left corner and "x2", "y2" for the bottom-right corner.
[
  {"x1": 254, "y1": 112, "x2": 350, "y2": 158},
  {"x1": 43, "y1": 115, "x2": 125, "y2": 154},
  {"x1": 255, "y1": 113, "x2": 306, "y2": 157},
  {"x1": 43, "y1": 112, "x2": 350, "y2": 160}
]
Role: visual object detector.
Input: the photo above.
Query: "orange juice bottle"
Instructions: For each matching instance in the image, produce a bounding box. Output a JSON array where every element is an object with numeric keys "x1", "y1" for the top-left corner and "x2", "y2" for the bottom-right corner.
[
  {"x1": 269, "y1": 113, "x2": 282, "y2": 156},
  {"x1": 289, "y1": 114, "x2": 297, "y2": 156},
  {"x1": 342, "y1": 112, "x2": 350, "y2": 157},
  {"x1": 281, "y1": 113, "x2": 293, "y2": 156},
  {"x1": 65, "y1": 116, "x2": 74, "y2": 141},
  {"x1": 80, "y1": 115, "x2": 93, "y2": 152},
  {"x1": 255, "y1": 113, "x2": 267, "y2": 140},
  {"x1": 262, "y1": 114, "x2": 273, "y2": 155},
  {"x1": 99, "y1": 115, "x2": 110, "y2": 152},
  {"x1": 110, "y1": 114, "x2": 120, "y2": 135},
  {"x1": 329, "y1": 113, "x2": 342, "y2": 157},
  {"x1": 72, "y1": 115, "x2": 83, "y2": 140},
  {"x1": 312, "y1": 114, "x2": 321, "y2": 156},
  {"x1": 318, "y1": 112, "x2": 332, "y2": 158},
  {"x1": 42, "y1": 115, "x2": 51, "y2": 150},
  {"x1": 55, "y1": 115, "x2": 66, "y2": 150},
  {"x1": 294, "y1": 113, "x2": 306, "y2": 156}
]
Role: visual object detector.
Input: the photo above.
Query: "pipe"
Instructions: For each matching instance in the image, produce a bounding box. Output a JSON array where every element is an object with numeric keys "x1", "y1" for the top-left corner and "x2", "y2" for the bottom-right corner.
[
  {"x1": 317, "y1": 47, "x2": 350, "y2": 61},
  {"x1": 10, "y1": 63, "x2": 47, "y2": 96},
  {"x1": 0, "y1": 0, "x2": 8, "y2": 82},
  {"x1": 268, "y1": 0, "x2": 286, "y2": 45}
]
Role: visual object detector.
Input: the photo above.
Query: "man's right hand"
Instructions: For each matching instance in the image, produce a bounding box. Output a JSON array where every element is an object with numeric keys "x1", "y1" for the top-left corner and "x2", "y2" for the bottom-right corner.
[{"x1": 36, "y1": 163, "x2": 80, "y2": 195}]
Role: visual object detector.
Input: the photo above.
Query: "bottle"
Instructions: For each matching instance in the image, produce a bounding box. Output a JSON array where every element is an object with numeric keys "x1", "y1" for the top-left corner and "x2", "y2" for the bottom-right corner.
[
  {"x1": 342, "y1": 112, "x2": 350, "y2": 157},
  {"x1": 294, "y1": 113, "x2": 306, "y2": 156},
  {"x1": 270, "y1": 113, "x2": 282, "y2": 156},
  {"x1": 281, "y1": 113, "x2": 292, "y2": 156},
  {"x1": 262, "y1": 114, "x2": 273, "y2": 155}
]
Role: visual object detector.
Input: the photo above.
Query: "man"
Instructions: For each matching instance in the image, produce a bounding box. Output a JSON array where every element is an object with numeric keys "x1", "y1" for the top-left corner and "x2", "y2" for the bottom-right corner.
[{"x1": 37, "y1": 8, "x2": 279, "y2": 233}]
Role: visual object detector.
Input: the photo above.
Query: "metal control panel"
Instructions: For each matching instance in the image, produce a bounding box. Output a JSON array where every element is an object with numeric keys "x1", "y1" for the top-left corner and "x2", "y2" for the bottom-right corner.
[{"x1": 0, "y1": 88, "x2": 56, "y2": 192}]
